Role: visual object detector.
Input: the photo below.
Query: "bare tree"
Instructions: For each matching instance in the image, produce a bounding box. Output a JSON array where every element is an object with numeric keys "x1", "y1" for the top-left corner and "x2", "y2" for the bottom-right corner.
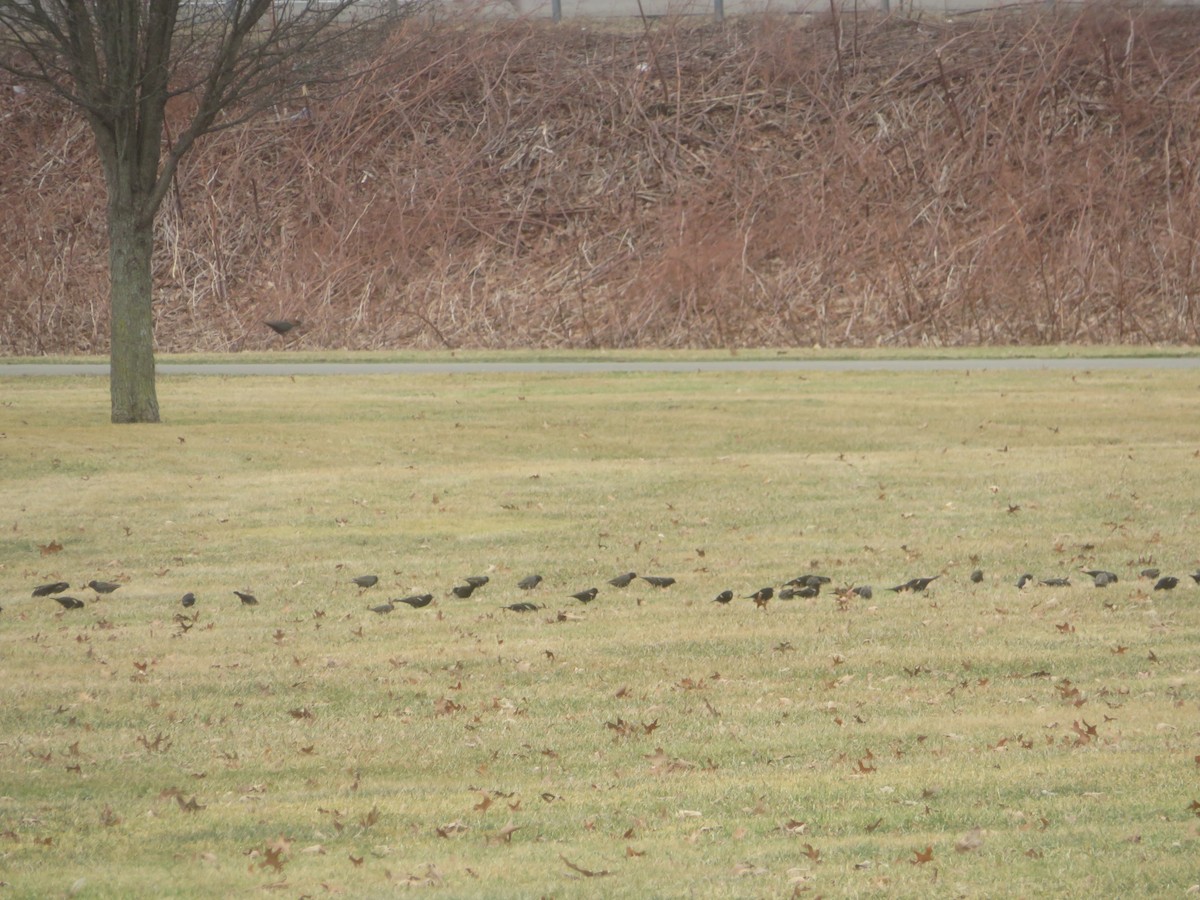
[{"x1": 0, "y1": 1, "x2": 405, "y2": 422}]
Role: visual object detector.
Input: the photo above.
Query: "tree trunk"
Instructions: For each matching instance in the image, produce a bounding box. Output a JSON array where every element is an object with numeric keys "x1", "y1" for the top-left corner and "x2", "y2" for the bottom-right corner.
[{"x1": 107, "y1": 200, "x2": 160, "y2": 424}]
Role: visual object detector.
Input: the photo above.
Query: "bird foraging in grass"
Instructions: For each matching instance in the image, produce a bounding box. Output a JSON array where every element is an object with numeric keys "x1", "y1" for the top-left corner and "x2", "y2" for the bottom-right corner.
[
  {"x1": 503, "y1": 602, "x2": 542, "y2": 613},
  {"x1": 395, "y1": 594, "x2": 433, "y2": 608},
  {"x1": 746, "y1": 587, "x2": 773, "y2": 608},
  {"x1": 264, "y1": 319, "x2": 300, "y2": 336},
  {"x1": 464, "y1": 576, "x2": 490, "y2": 588},
  {"x1": 571, "y1": 588, "x2": 599, "y2": 603},
  {"x1": 607, "y1": 572, "x2": 637, "y2": 588},
  {"x1": 181, "y1": 592, "x2": 196, "y2": 608},
  {"x1": 451, "y1": 584, "x2": 477, "y2": 599},
  {"x1": 53, "y1": 596, "x2": 85, "y2": 610},
  {"x1": 888, "y1": 576, "x2": 939, "y2": 593},
  {"x1": 712, "y1": 590, "x2": 734, "y2": 605},
  {"x1": 369, "y1": 601, "x2": 395, "y2": 614},
  {"x1": 517, "y1": 574, "x2": 543, "y2": 590},
  {"x1": 87, "y1": 580, "x2": 122, "y2": 594},
  {"x1": 641, "y1": 576, "x2": 676, "y2": 588},
  {"x1": 352, "y1": 575, "x2": 379, "y2": 589},
  {"x1": 33, "y1": 582, "x2": 70, "y2": 597},
  {"x1": 969, "y1": 569, "x2": 984, "y2": 584},
  {"x1": 234, "y1": 590, "x2": 258, "y2": 606},
  {"x1": 1153, "y1": 576, "x2": 1178, "y2": 591}
]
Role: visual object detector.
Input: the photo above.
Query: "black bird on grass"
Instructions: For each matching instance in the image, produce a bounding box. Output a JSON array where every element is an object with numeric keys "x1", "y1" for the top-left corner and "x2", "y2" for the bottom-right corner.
[
  {"x1": 451, "y1": 584, "x2": 477, "y2": 599},
  {"x1": 852, "y1": 585, "x2": 873, "y2": 600},
  {"x1": 53, "y1": 596, "x2": 85, "y2": 610},
  {"x1": 264, "y1": 319, "x2": 300, "y2": 336},
  {"x1": 607, "y1": 572, "x2": 637, "y2": 588},
  {"x1": 1153, "y1": 576, "x2": 1179, "y2": 591},
  {"x1": 1040, "y1": 577, "x2": 1071, "y2": 587},
  {"x1": 87, "y1": 580, "x2": 121, "y2": 594},
  {"x1": 712, "y1": 590, "x2": 734, "y2": 605},
  {"x1": 1083, "y1": 569, "x2": 1118, "y2": 587},
  {"x1": 786, "y1": 574, "x2": 830, "y2": 589},
  {"x1": 1140, "y1": 568, "x2": 1160, "y2": 580},
  {"x1": 369, "y1": 601, "x2": 395, "y2": 614},
  {"x1": 395, "y1": 594, "x2": 433, "y2": 608},
  {"x1": 33, "y1": 582, "x2": 70, "y2": 597},
  {"x1": 1190, "y1": 572, "x2": 1200, "y2": 585},
  {"x1": 517, "y1": 574, "x2": 543, "y2": 590},
  {"x1": 571, "y1": 587, "x2": 599, "y2": 603},
  {"x1": 1016, "y1": 574, "x2": 1034, "y2": 589},
  {"x1": 464, "y1": 576, "x2": 490, "y2": 588},
  {"x1": 352, "y1": 575, "x2": 379, "y2": 589},
  {"x1": 181, "y1": 592, "x2": 196, "y2": 608},
  {"x1": 641, "y1": 576, "x2": 676, "y2": 588},
  {"x1": 888, "y1": 576, "x2": 939, "y2": 593},
  {"x1": 780, "y1": 584, "x2": 818, "y2": 599},
  {"x1": 746, "y1": 587, "x2": 773, "y2": 608},
  {"x1": 970, "y1": 569, "x2": 984, "y2": 583},
  {"x1": 234, "y1": 590, "x2": 258, "y2": 606},
  {"x1": 503, "y1": 602, "x2": 542, "y2": 613}
]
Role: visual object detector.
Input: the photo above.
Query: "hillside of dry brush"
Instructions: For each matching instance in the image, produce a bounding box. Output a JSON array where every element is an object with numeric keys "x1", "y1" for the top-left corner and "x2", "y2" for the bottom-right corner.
[{"x1": 4, "y1": 5, "x2": 1200, "y2": 353}]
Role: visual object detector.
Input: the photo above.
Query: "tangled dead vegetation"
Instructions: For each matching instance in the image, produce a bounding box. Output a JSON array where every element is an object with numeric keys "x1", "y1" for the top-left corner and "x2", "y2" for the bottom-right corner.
[{"x1": 3, "y1": 4, "x2": 1200, "y2": 353}]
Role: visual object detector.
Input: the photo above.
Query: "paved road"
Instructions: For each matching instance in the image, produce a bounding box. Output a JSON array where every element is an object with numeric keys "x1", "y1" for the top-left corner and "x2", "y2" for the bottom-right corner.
[{"x1": 2, "y1": 357, "x2": 1198, "y2": 376}]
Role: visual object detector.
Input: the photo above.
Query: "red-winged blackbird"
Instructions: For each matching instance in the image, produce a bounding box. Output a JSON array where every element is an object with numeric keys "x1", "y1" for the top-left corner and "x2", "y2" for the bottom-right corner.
[
  {"x1": 234, "y1": 590, "x2": 258, "y2": 606},
  {"x1": 53, "y1": 596, "x2": 85, "y2": 610},
  {"x1": 888, "y1": 576, "x2": 939, "y2": 593},
  {"x1": 1040, "y1": 577, "x2": 1071, "y2": 587},
  {"x1": 780, "y1": 585, "x2": 817, "y2": 599},
  {"x1": 33, "y1": 582, "x2": 70, "y2": 597},
  {"x1": 571, "y1": 588, "x2": 599, "y2": 603},
  {"x1": 465, "y1": 576, "x2": 490, "y2": 588},
  {"x1": 518, "y1": 575, "x2": 543, "y2": 590},
  {"x1": 181, "y1": 592, "x2": 196, "y2": 608},
  {"x1": 352, "y1": 575, "x2": 379, "y2": 589},
  {"x1": 88, "y1": 580, "x2": 121, "y2": 594},
  {"x1": 712, "y1": 590, "x2": 734, "y2": 604},
  {"x1": 503, "y1": 602, "x2": 542, "y2": 612},
  {"x1": 265, "y1": 319, "x2": 300, "y2": 335},
  {"x1": 607, "y1": 572, "x2": 637, "y2": 588},
  {"x1": 786, "y1": 574, "x2": 830, "y2": 588},
  {"x1": 369, "y1": 601, "x2": 395, "y2": 614},
  {"x1": 641, "y1": 576, "x2": 676, "y2": 588},
  {"x1": 395, "y1": 594, "x2": 433, "y2": 608},
  {"x1": 970, "y1": 569, "x2": 984, "y2": 583},
  {"x1": 451, "y1": 584, "x2": 477, "y2": 598},
  {"x1": 1153, "y1": 576, "x2": 1179, "y2": 591}
]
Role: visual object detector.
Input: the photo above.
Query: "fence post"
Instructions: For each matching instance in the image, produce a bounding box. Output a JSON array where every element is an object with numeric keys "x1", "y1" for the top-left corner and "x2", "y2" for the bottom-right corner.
[
  {"x1": 714, "y1": 0, "x2": 724, "y2": 21},
  {"x1": 551, "y1": 0, "x2": 562, "y2": 20}
]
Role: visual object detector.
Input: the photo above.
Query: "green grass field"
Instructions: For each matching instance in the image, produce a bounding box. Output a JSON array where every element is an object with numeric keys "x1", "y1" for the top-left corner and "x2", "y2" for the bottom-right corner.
[{"x1": 1, "y1": 361, "x2": 1198, "y2": 898}]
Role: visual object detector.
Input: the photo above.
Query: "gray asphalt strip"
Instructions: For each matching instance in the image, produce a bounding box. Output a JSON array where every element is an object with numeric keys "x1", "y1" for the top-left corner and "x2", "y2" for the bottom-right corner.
[{"x1": 1, "y1": 357, "x2": 1199, "y2": 376}]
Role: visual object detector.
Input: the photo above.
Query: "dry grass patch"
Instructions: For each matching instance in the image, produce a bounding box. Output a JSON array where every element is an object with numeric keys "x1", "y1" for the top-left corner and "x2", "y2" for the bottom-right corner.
[{"x1": 6, "y1": 5, "x2": 1200, "y2": 353}]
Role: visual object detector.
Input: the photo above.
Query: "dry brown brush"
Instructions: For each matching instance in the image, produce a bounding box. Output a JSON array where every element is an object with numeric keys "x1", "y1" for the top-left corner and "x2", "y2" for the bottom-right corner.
[{"x1": 3, "y1": 3, "x2": 1200, "y2": 353}]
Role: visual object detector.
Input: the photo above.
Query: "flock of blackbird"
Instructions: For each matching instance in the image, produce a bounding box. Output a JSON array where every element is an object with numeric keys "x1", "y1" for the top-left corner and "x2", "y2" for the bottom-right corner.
[{"x1": 13, "y1": 565, "x2": 1200, "y2": 617}]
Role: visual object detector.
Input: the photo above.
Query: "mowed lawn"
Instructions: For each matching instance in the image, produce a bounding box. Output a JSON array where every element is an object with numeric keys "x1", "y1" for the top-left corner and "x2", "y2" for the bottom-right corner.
[{"x1": 1, "y1": 362, "x2": 1198, "y2": 898}]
